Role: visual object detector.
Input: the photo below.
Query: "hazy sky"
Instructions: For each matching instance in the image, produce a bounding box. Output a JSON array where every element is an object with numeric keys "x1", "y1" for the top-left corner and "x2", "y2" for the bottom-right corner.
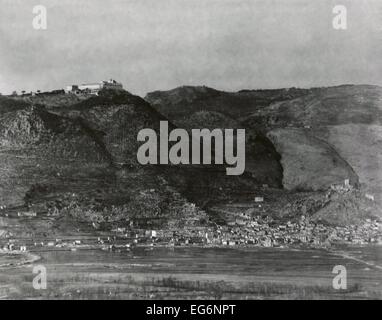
[{"x1": 0, "y1": 0, "x2": 381, "y2": 96}]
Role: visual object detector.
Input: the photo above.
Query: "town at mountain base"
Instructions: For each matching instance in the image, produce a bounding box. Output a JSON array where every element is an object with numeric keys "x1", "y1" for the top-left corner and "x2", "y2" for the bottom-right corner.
[{"x1": 0, "y1": 82, "x2": 381, "y2": 251}]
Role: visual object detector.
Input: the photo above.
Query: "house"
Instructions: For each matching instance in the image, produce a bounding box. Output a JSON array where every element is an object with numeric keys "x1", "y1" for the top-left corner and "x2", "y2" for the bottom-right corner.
[
  {"x1": 17, "y1": 211, "x2": 37, "y2": 217},
  {"x1": 235, "y1": 218, "x2": 246, "y2": 226},
  {"x1": 66, "y1": 85, "x2": 79, "y2": 92},
  {"x1": 255, "y1": 197, "x2": 264, "y2": 203},
  {"x1": 261, "y1": 238, "x2": 272, "y2": 247},
  {"x1": 145, "y1": 230, "x2": 157, "y2": 238}
]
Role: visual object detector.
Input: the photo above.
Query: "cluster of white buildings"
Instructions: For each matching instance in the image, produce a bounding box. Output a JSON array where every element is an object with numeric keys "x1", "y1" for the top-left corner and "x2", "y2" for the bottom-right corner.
[
  {"x1": 65, "y1": 79, "x2": 123, "y2": 95},
  {"x1": 7, "y1": 79, "x2": 124, "y2": 97}
]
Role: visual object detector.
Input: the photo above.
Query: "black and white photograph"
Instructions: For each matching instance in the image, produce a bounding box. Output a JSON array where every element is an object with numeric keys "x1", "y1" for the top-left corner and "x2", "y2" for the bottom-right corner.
[{"x1": 0, "y1": 0, "x2": 381, "y2": 304}]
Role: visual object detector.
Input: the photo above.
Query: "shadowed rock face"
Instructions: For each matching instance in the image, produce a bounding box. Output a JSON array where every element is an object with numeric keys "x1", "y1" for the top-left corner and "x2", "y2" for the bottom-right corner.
[{"x1": 146, "y1": 88, "x2": 287, "y2": 188}]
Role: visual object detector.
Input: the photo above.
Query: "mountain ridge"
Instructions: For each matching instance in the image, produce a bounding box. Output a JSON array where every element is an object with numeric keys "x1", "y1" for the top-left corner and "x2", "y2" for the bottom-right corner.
[
  {"x1": 0, "y1": 84, "x2": 379, "y2": 234},
  {"x1": 146, "y1": 84, "x2": 381, "y2": 193}
]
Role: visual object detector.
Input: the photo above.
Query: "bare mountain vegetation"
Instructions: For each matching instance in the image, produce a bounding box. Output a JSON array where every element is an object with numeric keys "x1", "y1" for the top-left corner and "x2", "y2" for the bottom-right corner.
[
  {"x1": 0, "y1": 84, "x2": 380, "y2": 234},
  {"x1": 147, "y1": 85, "x2": 382, "y2": 195}
]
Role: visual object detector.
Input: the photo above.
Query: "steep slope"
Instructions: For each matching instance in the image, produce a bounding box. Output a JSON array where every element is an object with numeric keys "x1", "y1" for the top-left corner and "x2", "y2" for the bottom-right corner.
[
  {"x1": 146, "y1": 87, "x2": 287, "y2": 187},
  {"x1": 56, "y1": 89, "x2": 169, "y2": 165},
  {"x1": 267, "y1": 128, "x2": 359, "y2": 191},
  {"x1": 0, "y1": 105, "x2": 111, "y2": 207},
  {"x1": 316, "y1": 124, "x2": 382, "y2": 202},
  {"x1": 1, "y1": 84, "x2": 379, "y2": 233},
  {"x1": 149, "y1": 85, "x2": 382, "y2": 196},
  {"x1": 244, "y1": 85, "x2": 382, "y2": 195},
  {"x1": 0, "y1": 99, "x2": 212, "y2": 232},
  {"x1": 169, "y1": 110, "x2": 283, "y2": 187},
  {"x1": 46, "y1": 89, "x2": 274, "y2": 224}
]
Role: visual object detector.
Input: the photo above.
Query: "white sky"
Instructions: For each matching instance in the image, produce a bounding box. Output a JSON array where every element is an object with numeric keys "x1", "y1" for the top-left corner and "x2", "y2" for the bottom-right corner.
[{"x1": 0, "y1": 0, "x2": 381, "y2": 96}]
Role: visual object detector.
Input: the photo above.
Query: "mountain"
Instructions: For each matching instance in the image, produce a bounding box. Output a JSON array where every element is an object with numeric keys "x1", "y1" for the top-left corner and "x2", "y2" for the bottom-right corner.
[
  {"x1": 145, "y1": 85, "x2": 311, "y2": 120},
  {"x1": 8, "y1": 92, "x2": 93, "y2": 109},
  {"x1": 56, "y1": 89, "x2": 169, "y2": 165},
  {"x1": 242, "y1": 85, "x2": 382, "y2": 129},
  {"x1": 244, "y1": 84, "x2": 382, "y2": 199},
  {"x1": 146, "y1": 85, "x2": 382, "y2": 194},
  {"x1": 0, "y1": 91, "x2": 213, "y2": 234},
  {"x1": 0, "y1": 84, "x2": 380, "y2": 234},
  {"x1": 0, "y1": 104, "x2": 110, "y2": 207}
]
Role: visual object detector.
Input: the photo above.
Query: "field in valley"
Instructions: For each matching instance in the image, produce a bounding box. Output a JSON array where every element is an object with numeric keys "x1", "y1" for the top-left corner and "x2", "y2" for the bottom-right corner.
[{"x1": 0, "y1": 245, "x2": 381, "y2": 300}]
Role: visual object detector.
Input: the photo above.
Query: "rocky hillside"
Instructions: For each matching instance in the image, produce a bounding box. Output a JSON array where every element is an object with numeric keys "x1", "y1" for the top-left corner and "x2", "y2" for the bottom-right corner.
[
  {"x1": 0, "y1": 104, "x2": 110, "y2": 207},
  {"x1": 242, "y1": 85, "x2": 382, "y2": 129},
  {"x1": 0, "y1": 90, "x2": 256, "y2": 232},
  {"x1": 55, "y1": 89, "x2": 170, "y2": 165},
  {"x1": 146, "y1": 85, "x2": 382, "y2": 199},
  {"x1": 146, "y1": 86, "x2": 311, "y2": 120},
  {"x1": 0, "y1": 107, "x2": 109, "y2": 205},
  {"x1": 0, "y1": 84, "x2": 380, "y2": 232},
  {"x1": 245, "y1": 85, "x2": 382, "y2": 198},
  {"x1": 316, "y1": 124, "x2": 382, "y2": 203}
]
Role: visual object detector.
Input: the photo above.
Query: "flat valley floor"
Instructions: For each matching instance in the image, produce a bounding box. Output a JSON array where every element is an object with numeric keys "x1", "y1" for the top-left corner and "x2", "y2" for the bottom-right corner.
[{"x1": 0, "y1": 245, "x2": 381, "y2": 299}]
